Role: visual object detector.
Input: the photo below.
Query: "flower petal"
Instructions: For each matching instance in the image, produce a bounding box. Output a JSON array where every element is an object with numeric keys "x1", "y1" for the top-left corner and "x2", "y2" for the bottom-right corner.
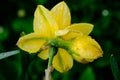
[
  {"x1": 62, "y1": 23, "x2": 94, "y2": 40},
  {"x1": 52, "y1": 48, "x2": 73, "y2": 73},
  {"x1": 55, "y1": 29, "x2": 69, "y2": 36},
  {"x1": 61, "y1": 31, "x2": 82, "y2": 40},
  {"x1": 71, "y1": 36, "x2": 103, "y2": 63},
  {"x1": 51, "y1": 1, "x2": 71, "y2": 30},
  {"x1": 34, "y1": 5, "x2": 58, "y2": 38},
  {"x1": 68, "y1": 23, "x2": 94, "y2": 35},
  {"x1": 16, "y1": 33, "x2": 46, "y2": 53},
  {"x1": 38, "y1": 48, "x2": 49, "y2": 60}
]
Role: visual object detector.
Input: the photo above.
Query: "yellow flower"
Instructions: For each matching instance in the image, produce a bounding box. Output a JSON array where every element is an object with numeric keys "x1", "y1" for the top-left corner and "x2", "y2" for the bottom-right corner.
[{"x1": 16, "y1": 1, "x2": 103, "y2": 73}]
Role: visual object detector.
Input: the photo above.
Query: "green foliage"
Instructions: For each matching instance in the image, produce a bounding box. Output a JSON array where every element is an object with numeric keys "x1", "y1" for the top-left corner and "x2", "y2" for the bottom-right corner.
[
  {"x1": 36, "y1": 0, "x2": 48, "y2": 4},
  {"x1": 0, "y1": 27, "x2": 9, "y2": 41},
  {"x1": 12, "y1": 18, "x2": 33, "y2": 33},
  {"x1": 110, "y1": 55, "x2": 120, "y2": 80},
  {"x1": 79, "y1": 67, "x2": 95, "y2": 80}
]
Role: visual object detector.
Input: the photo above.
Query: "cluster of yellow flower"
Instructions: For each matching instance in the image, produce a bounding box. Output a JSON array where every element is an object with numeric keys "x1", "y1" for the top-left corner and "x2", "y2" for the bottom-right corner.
[{"x1": 16, "y1": 1, "x2": 103, "y2": 73}]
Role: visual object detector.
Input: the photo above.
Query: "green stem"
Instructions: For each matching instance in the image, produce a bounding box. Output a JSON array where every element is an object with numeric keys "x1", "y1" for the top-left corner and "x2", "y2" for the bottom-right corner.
[
  {"x1": 49, "y1": 38, "x2": 72, "y2": 50},
  {"x1": 48, "y1": 46, "x2": 56, "y2": 68},
  {"x1": 45, "y1": 46, "x2": 56, "y2": 80}
]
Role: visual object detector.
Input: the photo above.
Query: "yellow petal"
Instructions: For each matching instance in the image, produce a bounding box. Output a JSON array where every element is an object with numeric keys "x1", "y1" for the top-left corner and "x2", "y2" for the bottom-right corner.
[
  {"x1": 67, "y1": 23, "x2": 94, "y2": 35},
  {"x1": 55, "y1": 29, "x2": 69, "y2": 36},
  {"x1": 51, "y1": 1, "x2": 71, "y2": 30},
  {"x1": 52, "y1": 48, "x2": 73, "y2": 73},
  {"x1": 71, "y1": 53, "x2": 88, "y2": 64},
  {"x1": 62, "y1": 23, "x2": 93, "y2": 40},
  {"x1": 38, "y1": 48, "x2": 49, "y2": 60},
  {"x1": 71, "y1": 36, "x2": 103, "y2": 63},
  {"x1": 16, "y1": 33, "x2": 46, "y2": 53},
  {"x1": 62, "y1": 31, "x2": 82, "y2": 40},
  {"x1": 34, "y1": 5, "x2": 58, "y2": 38}
]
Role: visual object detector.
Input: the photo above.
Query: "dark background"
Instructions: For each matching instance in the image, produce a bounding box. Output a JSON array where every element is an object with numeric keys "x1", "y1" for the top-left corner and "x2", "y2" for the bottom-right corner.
[{"x1": 0, "y1": 0, "x2": 120, "y2": 80}]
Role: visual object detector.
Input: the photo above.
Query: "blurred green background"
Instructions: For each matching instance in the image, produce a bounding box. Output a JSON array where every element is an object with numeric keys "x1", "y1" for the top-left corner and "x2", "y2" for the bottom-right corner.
[{"x1": 0, "y1": 0, "x2": 120, "y2": 80}]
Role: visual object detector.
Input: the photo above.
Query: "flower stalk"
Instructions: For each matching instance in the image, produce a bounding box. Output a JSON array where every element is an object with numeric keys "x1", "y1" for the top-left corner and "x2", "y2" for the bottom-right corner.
[{"x1": 45, "y1": 46, "x2": 56, "y2": 80}]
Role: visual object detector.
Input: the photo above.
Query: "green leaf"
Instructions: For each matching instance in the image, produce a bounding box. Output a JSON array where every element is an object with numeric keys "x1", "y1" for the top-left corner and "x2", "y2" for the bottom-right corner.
[
  {"x1": 0, "y1": 50, "x2": 20, "y2": 60},
  {"x1": 80, "y1": 67, "x2": 95, "y2": 80},
  {"x1": 110, "y1": 54, "x2": 120, "y2": 80}
]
